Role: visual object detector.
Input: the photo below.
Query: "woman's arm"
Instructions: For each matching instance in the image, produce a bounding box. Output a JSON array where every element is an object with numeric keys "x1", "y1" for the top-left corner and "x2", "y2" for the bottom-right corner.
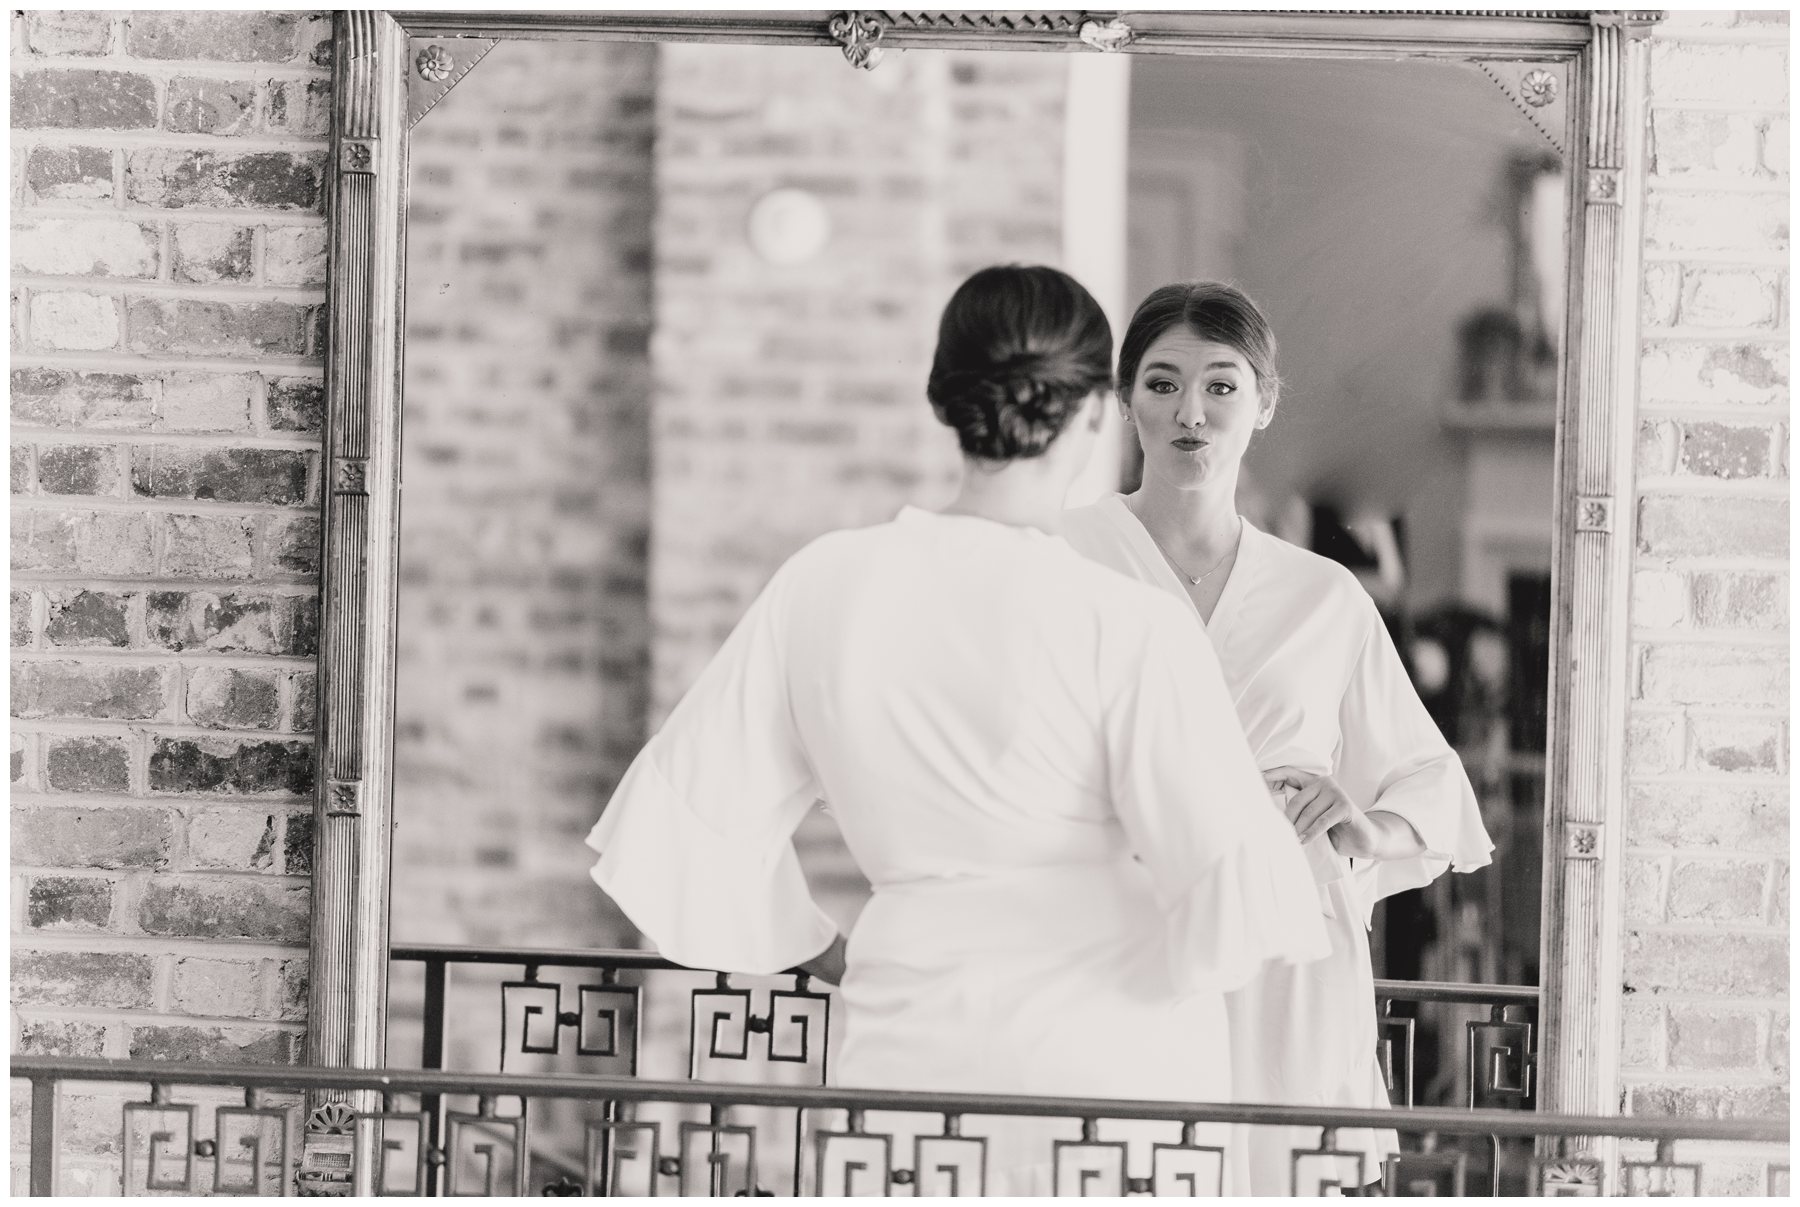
[{"x1": 1263, "y1": 766, "x2": 1427, "y2": 861}]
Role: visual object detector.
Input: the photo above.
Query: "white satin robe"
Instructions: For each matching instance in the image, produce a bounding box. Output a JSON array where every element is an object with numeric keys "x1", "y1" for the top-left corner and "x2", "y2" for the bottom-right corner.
[
  {"x1": 1061, "y1": 496, "x2": 1494, "y2": 1195},
  {"x1": 587, "y1": 507, "x2": 1329, "y2": 1194}
]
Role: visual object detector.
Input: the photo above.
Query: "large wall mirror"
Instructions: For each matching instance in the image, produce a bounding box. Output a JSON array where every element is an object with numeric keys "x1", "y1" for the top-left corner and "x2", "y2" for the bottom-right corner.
[{"x1": 315, "y1": 6, "x2": 1655, "y2": 1140}]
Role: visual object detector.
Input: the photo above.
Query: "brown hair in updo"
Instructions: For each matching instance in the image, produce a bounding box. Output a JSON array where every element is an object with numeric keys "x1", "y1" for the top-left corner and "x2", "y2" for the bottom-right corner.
[{"x1": 927, "y1": 265, "x2": 1114, "y2": 461}]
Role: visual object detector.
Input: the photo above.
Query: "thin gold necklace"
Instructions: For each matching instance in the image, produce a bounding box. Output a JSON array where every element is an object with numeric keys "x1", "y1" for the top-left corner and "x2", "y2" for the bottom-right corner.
[{"x1": 1131, "y1": 503, "x2": 1242, "y2": 587}]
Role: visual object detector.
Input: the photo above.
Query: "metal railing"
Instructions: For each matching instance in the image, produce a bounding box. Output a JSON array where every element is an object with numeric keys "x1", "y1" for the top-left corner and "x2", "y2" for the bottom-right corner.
[
  {"x1": 390, "y1": 944, "x2": 1542, "y2": 1109},
  {"x1": 11, "y1": 1055, "x2": 1789, "y2": 1196}
]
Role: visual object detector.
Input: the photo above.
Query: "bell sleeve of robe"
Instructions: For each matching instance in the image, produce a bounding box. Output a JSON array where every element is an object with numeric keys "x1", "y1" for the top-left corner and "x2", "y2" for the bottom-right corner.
[
  {"x1": 1333, "y1": 598, "x2": 1496, "y2": 924},
  {"x1": 1104, "y1": 594, "x2": 1332, "y2": 996},
  {"x1": 585, "y1": 559, "x2": 839, "y2": 976}
]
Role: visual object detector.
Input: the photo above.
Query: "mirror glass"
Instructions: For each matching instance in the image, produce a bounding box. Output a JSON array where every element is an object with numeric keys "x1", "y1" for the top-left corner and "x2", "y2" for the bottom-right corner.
[{"x1": 387, "y1": 38, "x2": 1566, "y2": 1100}]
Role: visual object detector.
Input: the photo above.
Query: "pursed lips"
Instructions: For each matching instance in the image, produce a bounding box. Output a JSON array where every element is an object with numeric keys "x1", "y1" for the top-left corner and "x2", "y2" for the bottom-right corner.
[{"x1": 1171, "y1": 436, "x2": 1208, "y2": 451}]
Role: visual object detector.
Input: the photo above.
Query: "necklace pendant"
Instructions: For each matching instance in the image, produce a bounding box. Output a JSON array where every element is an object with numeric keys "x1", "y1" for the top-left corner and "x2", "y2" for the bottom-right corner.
[{"x1": 1187, "y1": 574, "x2": 1204, "y2": 586}]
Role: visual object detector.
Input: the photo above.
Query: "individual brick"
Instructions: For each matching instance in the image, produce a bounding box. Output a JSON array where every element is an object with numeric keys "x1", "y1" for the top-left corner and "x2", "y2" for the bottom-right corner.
[
  {"x1": 26, "y1": 874, "x2": 115, "y2": 929},
  {"x1": 1689, "y1": 714, "x2": 1784, "y2": 775},
  {"x1": 125, "y1": 148, "x2": 325, "y2": 211},
  {"x1": 264, "y1": 515, "x2": 320, "y2": 575},
  {"x1": 163, "y1": 77, "x2": 256, "y2": 136},
  {"x1": 12, "y1": 367, "x2": 155, "y2": 430},
  {"x1": 265, "y1": 376, "x2": 324, "y2": 433},
  {"x1": 283, "y1": 811, "x2": 312, "y2": 875},
  {"x1": 36, "y1": 443, "x2": 122, "y2": 495},
  {"x1": 1667, "y1": 1006, "x2": 1764, "y2": 1071},
  {"x1": 287, "y1": 669, "x2": 317, "y2": 735},
  {"x1": 170, "y1": 956, "x2": 263, "y2": 1017},
  {"x1": 144, "y1": 590, "x2": 316, "y2": 656},
  {"x1": 261, "y1": 77, "x2": 331, "y2": 138},
  {"x1": 148, "y1": 736, "x2": 314, "y2": 796},
  {"x1": 11, "y1": 444, "x2": 32, "y2": 494},
  {"x1": 23, "y1": 10, "x2": 115, "y2": 56},
  {"x1": 12, "y1": 588, "x2": 37, "y2": 648},
  {"x1": 12, "y1": 805, "x2": 175, "y2": 867},
  {"x1": 1676, "y1": 421, "x2": 1775, "y2": 479},
  {"x1": 161, "y1": 371, "x2": 257, "y2": 432},
  {"x1": 1651, "y1": 108, "x2": 1762, "y2": 177},
  {"x1": 44, "y1": 589, "x2": 131, "y2": 648},
  {"x1": 1636, "y1": 494, "x2": 1787, "y2": 559},
  {"x1": 1639, "y1": 341, "x2": 1786, "y2": 407},
  {"x1": 185, "y1": 667, "x2": 281, "y2": 730},
  {"x1": 170, "y1": 224, "x2": 254, "y2": 285},
  {"x1": 28, "y1": 291, "x2": 120, "y2": 351},
  {"x1": 1646, "y1": 190, "x2": 1789, "y2": 254},
  {"x1": 186, "y1": 809, "x2": 278, "y2": 869},
  {"x1": 1628, "y1": 781, "x2": 1787, "y2": 850},
  {"x1": 1679, "y1": 267, "x2": 1783, "y2": 329},
  {"x1": 137, "y1": 876, "x2": 310, "y2": 942},
  {"x1": 1628, "y1": 1081, "x2": 1789, "y2": 1120},
  {"x1": 124, "y1": 12, "x2": 302, "y2": 62},
  {"x1": 1666, "y1": 858, "x2": 1771, "y2": 923},
  {"x1": 12, "y1": 217, "x2": 159, "y2": 279},
  {"x1": 12, "y1": 68, "x2": 157, "y2": 130},
  {"x1": 263, "y1": 226, "x2": 329, "y2": 288},
  {"x1": 158, "y1": 513, "x2": 256, "y2": 579},
  {"x1": 128, "y1": 1024, "x2": 294, "y2": 1064},
  {"x1": 1623, "y1": 929, "x2": 1788, "y2": 997},
  {"x1": 43, "y1": 735, "x2": 131, "y2": 793},
  {"x1": 11, "y1": 508, "x2": 155, "y2": 576},
  {"x1": 276, "y1": 959, "x2": 308, "y2": 1021},
  {"x1": 1648, "y1": 39, "x2": 1788, "y2": 108},
  {"x1": 124, "y1": 298, "x2": 313, "y2": 357},
  {"x1": 12, "y1": 661, "x2": 168, "y2": 721},
  {"x1": 1622, "y1": 854, "x2": 1668, "y2": 923},
  {"x1": 15, "y1": 1018, "x2": 108, "y2": 1058},
  {"x1": 22, "y1": 145, "x2": 114, "y2": 203},
  {"x1": 12, "y1": 950, "x2": 156, "y2": 1009},
  {"x1": 1640, "y1": 643, "x2": 1787, "y2": 707},
  {"x1": 132, "y1": 446, "x2": 311, "y2": 506}
]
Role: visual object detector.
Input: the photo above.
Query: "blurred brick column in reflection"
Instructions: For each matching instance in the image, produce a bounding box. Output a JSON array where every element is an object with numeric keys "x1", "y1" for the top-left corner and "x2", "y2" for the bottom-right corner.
[
  {"x1": 651, "y1": 45, "x2": 1070, "y2": 926},
  {"x1": 1620, "y1": 10, "x2": 1788, "y2": 1194},
  {"x1": 393, "y1": 40, "x2": 655, "y2": 952}
]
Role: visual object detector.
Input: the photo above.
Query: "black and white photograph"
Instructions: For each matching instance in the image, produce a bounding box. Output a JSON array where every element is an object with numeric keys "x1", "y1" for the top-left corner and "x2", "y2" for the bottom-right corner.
[{"x1": 8, "y1": 6, "x2": 1791, "y2": 1197}]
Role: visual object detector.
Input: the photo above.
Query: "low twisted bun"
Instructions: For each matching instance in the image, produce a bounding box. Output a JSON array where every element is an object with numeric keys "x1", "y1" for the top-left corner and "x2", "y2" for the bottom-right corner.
[{"x1": 927, "y1": 266, "x2": 1113, "y2": 462}]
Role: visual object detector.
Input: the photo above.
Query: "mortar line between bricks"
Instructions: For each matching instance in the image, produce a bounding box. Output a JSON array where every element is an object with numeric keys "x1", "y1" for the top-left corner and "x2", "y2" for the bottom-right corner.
[
  {"x1": 14, "y1": 1005, "x2": 312, "y2": 1030},
  {"x1": 7, "y1": 718, "x2": 316, "y2": 742},
  {"x1": 1632, "y1": 478, "x2": 1792, "y2": 497},
  {"x1": 12, "y1": 494, "x2": 318, "y2": 515},
  {"x1": 1638, "y1": 402, "x2": 1792, "y2": 419},
  {"x1": 13, "y1": 652, "x2": 316, "y2": 669},
  {"x1": 17, "y1": 202, "x2": 332, "y2": 227},
  {"x1": 11, "y1": 350, "x2": 324, "y2": 372},
  {"x1": 9, "y1": 579, "x2": 319, "y2": 593},
  {"x1": 13, "y1": 429, "x2": 324, "y2": 449},
  {"x1": 14, "y1": 275, "x2": 328, "y2": 304},
  {"x1": 1645, "y1": 177, "x2": 1793, "y2": 196},
  {"x1": 1640, "y1": 327, "x2": 1793, "y2": 343},
  {"x1": 1629, "y1": 629, "x2": 1792, "y2": 647},
  {"x1": 11, "y1": 129, "x2": 331, "y2": 153},
  {"x1": 15, "y1": 59, "x2": 331, "y2": 82},
  {"x1": 14, "y1": 935, "x2": 308, "y2": 957},
  {"x1": 1640, "y1": 326, "x2": 1792, "y2": 341},
  {"x1": 1640, "y1": 248, "x2": 1793, "y2": 265}
]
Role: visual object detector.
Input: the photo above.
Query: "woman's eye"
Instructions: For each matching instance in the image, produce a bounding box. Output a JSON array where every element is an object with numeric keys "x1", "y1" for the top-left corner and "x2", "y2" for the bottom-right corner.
[
  {"x1": 1206, "y1": 380, "x2": 1237, "y2": 395},
  {"x1": 1146, "y1": 378, "x2": 1178, "y2": 394}
]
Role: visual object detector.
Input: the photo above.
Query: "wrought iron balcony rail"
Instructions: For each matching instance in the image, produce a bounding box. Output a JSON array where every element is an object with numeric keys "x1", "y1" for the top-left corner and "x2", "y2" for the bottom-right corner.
[
  {"x1": 11, "y1": 1055, "x2": 1788, "y2": 1197},
  {"x1": 390, "y1": 943, "x2": 1542, "y2": 1110}
]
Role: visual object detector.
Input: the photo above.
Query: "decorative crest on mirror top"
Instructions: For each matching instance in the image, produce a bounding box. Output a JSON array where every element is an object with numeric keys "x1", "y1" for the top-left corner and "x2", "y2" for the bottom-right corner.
[{"x1": 316, "y1": 8, "x2": 1663, "y2": 1194}]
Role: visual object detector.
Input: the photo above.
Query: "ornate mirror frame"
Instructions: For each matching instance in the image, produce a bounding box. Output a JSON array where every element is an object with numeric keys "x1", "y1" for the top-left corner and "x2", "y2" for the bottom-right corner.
[{"x1": 313, "y1": 5, "x2": 1661, "y2": 1133}]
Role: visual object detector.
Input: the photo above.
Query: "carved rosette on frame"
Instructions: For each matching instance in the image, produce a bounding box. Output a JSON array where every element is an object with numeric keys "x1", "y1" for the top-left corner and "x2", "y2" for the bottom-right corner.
[
  {"x1": 304, "y1": 9, "x2": 410, "y2": 1196},
  {"x1": 1533, "y1": 10, "x2": 1659, "y2": 1174}
]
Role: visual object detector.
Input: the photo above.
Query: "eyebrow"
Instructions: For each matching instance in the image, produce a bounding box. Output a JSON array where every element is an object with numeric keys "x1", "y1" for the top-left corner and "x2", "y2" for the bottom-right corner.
[{"x1": 1142, "y1": 360, "x2": 1243, "y2": 374}]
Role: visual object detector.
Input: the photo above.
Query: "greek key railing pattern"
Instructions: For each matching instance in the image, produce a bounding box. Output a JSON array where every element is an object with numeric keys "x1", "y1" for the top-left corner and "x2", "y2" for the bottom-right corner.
[
  {"x1": 393, "y1": 945, "x2": 1537, "y2": 1107},
  {"x1": 11, "y1": 1056, "x2": 1788, "y2": 1196}
]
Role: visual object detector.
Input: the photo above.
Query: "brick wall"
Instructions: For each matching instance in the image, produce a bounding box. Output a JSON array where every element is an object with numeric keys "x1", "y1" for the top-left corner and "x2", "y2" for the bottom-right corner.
[
  {"x1": 10, "y1": 9, "x2": 330, "y2": 1191},
  {"x1": 650, "y1": 45, "x2": 1068, "y2": 716},
  {"x1": 1620, "y1": 9, "x2": 1788, "y2": 1193},
  {"x1": 388, "y1": 39, "x2": 653, "y2": 952}
]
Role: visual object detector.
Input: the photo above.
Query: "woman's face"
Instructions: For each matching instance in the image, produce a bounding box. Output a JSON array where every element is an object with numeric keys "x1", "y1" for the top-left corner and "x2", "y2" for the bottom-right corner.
[{"x1": 1124, "y1": 326, "x2": 1275, "y2": 491}]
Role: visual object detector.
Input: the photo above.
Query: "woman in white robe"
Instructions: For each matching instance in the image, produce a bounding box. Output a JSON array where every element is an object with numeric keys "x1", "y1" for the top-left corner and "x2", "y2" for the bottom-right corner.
[
  {"x1": 1062, "y1": 281, "x2": 1495, "y2": 1195},
  {"x1": 587, "y1": 267, "x2": 1328, "y2": 1195}
]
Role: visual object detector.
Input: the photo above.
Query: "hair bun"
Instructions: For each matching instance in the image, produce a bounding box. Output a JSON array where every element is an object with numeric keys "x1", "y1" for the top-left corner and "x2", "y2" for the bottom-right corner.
[{"x1": 925, "y1": 267, "x2": 1114, "y2": 463}]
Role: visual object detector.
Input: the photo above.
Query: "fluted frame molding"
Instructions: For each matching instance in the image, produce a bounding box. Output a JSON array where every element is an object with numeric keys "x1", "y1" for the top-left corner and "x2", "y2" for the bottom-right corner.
[{"x1": 312, "y1": 10, "x2": 1659, "y2": 1187}]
